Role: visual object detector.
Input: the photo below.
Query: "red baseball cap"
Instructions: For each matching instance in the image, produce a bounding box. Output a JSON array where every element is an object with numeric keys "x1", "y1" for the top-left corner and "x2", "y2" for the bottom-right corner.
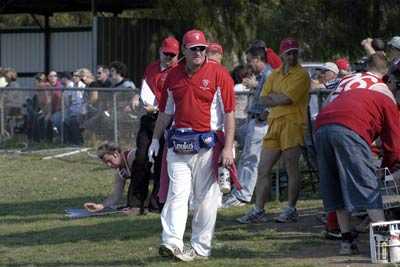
[
  {"x1": 335, "y1": 58, "x2": 350, "y2": 71},
  {"x1": 207, "y1": 42, "x2": 223, "y2": 55},
  {"x1": 183, "y1": 29, "x2": 208, "y2": 49},
  {"x1": 279, "y1": 37, "x2": 299, "y2": 55},
  {"x1": 160, "y1": 36, "x2": 180, "y2": 55}
]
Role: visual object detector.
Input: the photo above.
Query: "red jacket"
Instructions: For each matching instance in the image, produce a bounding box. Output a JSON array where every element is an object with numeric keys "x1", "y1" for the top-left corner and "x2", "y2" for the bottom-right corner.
[{"x1": 316, "y1": 89, "x2": 400, "y2": 170}]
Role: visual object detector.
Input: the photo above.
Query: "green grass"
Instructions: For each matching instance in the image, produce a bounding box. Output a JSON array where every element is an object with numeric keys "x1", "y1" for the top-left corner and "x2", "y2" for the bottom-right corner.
[{"x1": 0, "y1": 153, "x2": 372, "y2": 267}]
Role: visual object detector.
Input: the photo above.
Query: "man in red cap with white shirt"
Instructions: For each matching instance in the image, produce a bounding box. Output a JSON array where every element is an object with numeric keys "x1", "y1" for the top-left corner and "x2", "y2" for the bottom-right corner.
[
  {"x1": 129, "y1": 36, "x2": 180, "y2": 213},
  {"x1": 148, "y1": 29, "x2": 236, "y2": 261}
]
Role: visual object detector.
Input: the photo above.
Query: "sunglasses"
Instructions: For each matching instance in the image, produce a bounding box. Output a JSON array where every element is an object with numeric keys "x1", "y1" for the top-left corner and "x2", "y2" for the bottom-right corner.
[
  {"x1": 163, "y1": 52, "x2": 177, "y2": 57},
  {"x1": 189, "y1": 46, "x2": 206, "y2": 52}
]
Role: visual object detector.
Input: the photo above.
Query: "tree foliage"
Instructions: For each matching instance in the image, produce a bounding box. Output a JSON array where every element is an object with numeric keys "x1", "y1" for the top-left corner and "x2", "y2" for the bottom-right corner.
[
  {"x1": 0, "y1": 0, "x2": 399, "y2": 66},
  {"x1": 155, "y1": 0, "x2": 400, "y2": 64}
]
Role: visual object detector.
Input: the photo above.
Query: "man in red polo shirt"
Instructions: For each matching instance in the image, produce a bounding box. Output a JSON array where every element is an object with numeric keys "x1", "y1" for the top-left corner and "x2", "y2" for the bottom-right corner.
[
  {"x1": 129, "y1": 36, "x2": 180, "y2": 213},
  {"x1": 148, "y1": 29, "x2": 235, "y2": 261},
  {"x1": 315, "y1": 53, "x2": 400, "y2": 255}
]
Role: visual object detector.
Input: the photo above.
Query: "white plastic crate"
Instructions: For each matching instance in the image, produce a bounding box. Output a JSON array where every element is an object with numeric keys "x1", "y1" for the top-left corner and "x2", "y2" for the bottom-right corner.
[
  {"x1": 378, "y1": 168, "x2": 400, "y2": 210},
  {"x1": 370, "y1": 220, "x2": 400, "y2": 263}
]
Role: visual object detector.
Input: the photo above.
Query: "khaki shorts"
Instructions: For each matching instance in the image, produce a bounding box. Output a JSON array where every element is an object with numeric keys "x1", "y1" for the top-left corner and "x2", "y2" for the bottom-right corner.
[{"x1": 263, "y1": 116, "x2": 305, "y2": 150}]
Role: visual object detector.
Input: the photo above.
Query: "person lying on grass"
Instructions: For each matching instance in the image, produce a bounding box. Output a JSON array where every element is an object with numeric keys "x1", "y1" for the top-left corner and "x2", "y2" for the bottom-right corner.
[{"x1": 84, "y1": 141, "x2": 160, "y2": 215}]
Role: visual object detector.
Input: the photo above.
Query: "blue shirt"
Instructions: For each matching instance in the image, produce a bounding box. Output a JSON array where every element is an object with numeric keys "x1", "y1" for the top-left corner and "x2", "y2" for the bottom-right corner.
[{"x1": 247, "y1": 64, "x2": 272, "y2": 115}]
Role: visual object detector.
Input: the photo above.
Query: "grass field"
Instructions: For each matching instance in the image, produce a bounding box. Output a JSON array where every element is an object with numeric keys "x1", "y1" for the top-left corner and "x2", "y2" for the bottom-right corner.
[{"x1": 0, "y1": 152, "x2": 385, "y2": 267}]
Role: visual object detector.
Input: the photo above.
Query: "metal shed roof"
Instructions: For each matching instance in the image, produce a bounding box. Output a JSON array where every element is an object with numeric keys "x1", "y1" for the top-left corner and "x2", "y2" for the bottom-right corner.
[{"x1": 0, "y1": 0, "x2": 154, "y2": 15}]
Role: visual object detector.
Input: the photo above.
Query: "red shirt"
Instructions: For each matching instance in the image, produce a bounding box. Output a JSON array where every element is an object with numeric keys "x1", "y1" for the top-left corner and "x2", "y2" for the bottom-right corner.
[
  {"x1": 266, "y1": 48, "x2": 282, "y2": 69},
  {"x1": 327, "y1": 72, "x2": 396, "y2": 103},
  {"x1": 159, "y1": 59, "x2": 235, "y2": 132},
  {"x1": 316, "y1": 89, "x2": 400, "y2": 170},
  {"x1": 143, "y1": 60, "x2": 176, "y2": 104},
  {"x1": 50, "y1": 81, "x2": 62, "y2": 113}
]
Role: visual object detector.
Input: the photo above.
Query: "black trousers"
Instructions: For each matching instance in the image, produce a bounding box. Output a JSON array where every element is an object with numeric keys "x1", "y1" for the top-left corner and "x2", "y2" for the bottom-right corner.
[{"x1": 127, "y1": 112, "x2": 164, "y2": 213}]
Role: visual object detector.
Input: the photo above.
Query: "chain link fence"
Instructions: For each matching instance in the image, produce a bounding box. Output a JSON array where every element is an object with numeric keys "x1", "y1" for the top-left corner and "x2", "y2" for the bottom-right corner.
[
  {"x1": 0, "y1": 87, "x2": 141, "y2": 150},
  {"x1": 0, "y1": 88, "x2": 331, "y2": 151}
]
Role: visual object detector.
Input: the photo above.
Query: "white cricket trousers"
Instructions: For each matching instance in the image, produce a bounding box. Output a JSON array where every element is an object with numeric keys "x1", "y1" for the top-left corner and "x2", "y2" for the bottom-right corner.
[{"x1": 161, "y1": 147, "x2": 221, "y2": 256}]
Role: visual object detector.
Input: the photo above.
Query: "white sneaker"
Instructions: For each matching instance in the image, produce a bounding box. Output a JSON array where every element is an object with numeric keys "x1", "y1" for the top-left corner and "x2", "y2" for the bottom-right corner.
[
  {"x1": 159, "y1": 244, "x2": 194, "y2": 262},
  {"x1": 184, "y1": 247, "x2": 209, "y2": 260},
  {"x1": 222, "y1": 194, "x2": 246, "y2": 208},
  {"x1": 237, "y1": 207, "x2": 268, "y2": 224},
  {"x1": 274, "y1": 207, "x2": 298, "y2": 223}
]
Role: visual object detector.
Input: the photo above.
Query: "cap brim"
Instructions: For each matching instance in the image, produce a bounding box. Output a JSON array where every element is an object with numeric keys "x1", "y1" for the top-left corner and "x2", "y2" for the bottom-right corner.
[
  {"x1": 281, "y1": 47, "x2": 299, "y2": 55},
  {"x1": 161, "y1": 47, "x2": 179, "y2": 54},
  {"x1": 322, "y1": 65, "x2": 339, "y2": 74},
  {"x1": 327, "y1": 68, "x2": 339, "y2": 74},
  {"x1": 185, "y1": 43, "x2": 209, "y2": 49},
  {"x1": 388, "y1": 42, "x2": 400, "y2": 50}
]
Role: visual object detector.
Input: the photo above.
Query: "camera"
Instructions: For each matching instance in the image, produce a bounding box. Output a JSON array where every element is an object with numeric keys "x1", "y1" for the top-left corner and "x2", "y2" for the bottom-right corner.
[
  {"x1": 372, "y1": 38, "x2": 385, "y2": 52},
  {"x1": 353, "y1": 57, "x2": 368, "y2": 72}
]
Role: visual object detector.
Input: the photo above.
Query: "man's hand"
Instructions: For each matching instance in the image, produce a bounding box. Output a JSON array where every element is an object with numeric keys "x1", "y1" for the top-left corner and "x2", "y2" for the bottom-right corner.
[
  {"x1": 242, "y1": 75, "x2": 258, "y2": 89},
  {"x1": 221, "y1": 146, "x2": 234, "y2": 168},
  {"x1": 361, "y1": 38, "x2": 376, "y2": 56},
  {"x1": 124, "y1": 94, "x2": 140, "y2": 112},
  {"x1": 84, "y1": 202, "x2": 104, "y2": 212},
  {"x1": 144, "y1": 104, "x2": 157, "y2": 113},
  {"x1": 148, "y1": 138, "x2": 160, "y2": 163},
  {"x1": 361, "y1": 38, "x2": 373, "y2": 48}
]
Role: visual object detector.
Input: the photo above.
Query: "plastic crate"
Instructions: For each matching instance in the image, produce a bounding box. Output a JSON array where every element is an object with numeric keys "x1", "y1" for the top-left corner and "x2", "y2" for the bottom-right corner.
[
  {"x1": 377, "y1": 168, "x2": 400, "y2": 210},
  {"x1": 370, "y1": 220, "x2": 400, "y2": 263}
]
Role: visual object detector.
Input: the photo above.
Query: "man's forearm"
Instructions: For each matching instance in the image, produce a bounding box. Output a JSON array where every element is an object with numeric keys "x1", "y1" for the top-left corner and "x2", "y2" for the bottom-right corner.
[
  {"x1": 262, "y1": 92, "x2": 292, "y2": 107},
  {"x1": 152, "y1": 112, "x2": 173, "y2": 140},
  {"x1": 223, "y1": 112, "x2": 235, "y2": 149}
]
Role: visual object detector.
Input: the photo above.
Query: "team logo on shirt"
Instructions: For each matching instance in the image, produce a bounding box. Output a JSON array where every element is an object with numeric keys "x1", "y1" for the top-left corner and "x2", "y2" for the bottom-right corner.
[{"x1": 200, "y1": 79, "x2": 210, "y2": 90}]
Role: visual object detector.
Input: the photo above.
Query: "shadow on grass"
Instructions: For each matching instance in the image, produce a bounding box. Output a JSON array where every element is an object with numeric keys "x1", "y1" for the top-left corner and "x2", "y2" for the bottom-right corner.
[
  {"x1": 0, "y1": 215, "x2": 161, "y2": 247},
  {"x1": 0, "y1": 196, "x2": 107, "y2": 217},
  {"x1": 213, "y1": 207, "x2": 372, "y2": 260},
  {"x1": 4, "y1": 258, "x2": 163, "y2": 267}
]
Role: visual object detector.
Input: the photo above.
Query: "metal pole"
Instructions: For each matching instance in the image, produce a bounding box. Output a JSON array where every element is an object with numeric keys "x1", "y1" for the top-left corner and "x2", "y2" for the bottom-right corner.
[
  {"x1": 0, "y1": 92, "x2": 4, "y2": 139},
  {"x1": 60, "y1": 89, "x2": 65, "y2": 144},
  {"x1": 113, "y1": 92, "x2": 118, "y2": 144},
  {"x1": 91, "y1": 2, "x2": 98, "y2": 73},
  {"x1": 44, "y1": 15, "x2": 50, "y2": 74}
]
